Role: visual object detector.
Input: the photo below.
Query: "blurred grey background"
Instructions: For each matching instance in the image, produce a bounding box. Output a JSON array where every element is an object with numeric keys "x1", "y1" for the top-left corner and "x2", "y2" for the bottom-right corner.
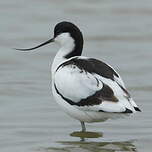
[{"x1": 0, "y1": 0, "x2": 152, "y2": 152}]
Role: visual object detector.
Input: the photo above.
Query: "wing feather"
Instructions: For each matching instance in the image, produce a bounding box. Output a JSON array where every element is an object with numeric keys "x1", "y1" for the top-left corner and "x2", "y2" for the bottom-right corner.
[{"x1": 54, "y1": 57, "x2": 139, "y2": 113}]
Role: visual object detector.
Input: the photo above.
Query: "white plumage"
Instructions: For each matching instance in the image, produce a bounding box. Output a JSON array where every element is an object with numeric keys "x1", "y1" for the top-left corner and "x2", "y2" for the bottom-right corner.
[
  {"x1": 52, "y1": 56, "x2": 136, "y2": 121},
  {"x1": 16, "y1": 21, "x2": 141, "y2": 131}
]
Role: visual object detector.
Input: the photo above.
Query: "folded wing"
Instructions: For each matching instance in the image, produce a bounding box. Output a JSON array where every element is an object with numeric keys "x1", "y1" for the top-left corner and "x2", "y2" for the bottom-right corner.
[{"x1": 54, "y1": 57, "x2": 141, "y2": 113}]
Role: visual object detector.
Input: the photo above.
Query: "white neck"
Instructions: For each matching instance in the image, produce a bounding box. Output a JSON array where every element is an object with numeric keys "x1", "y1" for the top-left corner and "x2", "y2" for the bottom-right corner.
[{"x1": 51, "y1": 33, "x2": 75, "y2": 76}]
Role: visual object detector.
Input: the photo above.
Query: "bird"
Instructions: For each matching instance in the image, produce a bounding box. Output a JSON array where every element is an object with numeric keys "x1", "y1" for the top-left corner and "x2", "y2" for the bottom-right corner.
[{"x1": 16, "y1": 21, "x2": 141, "y2": 132}]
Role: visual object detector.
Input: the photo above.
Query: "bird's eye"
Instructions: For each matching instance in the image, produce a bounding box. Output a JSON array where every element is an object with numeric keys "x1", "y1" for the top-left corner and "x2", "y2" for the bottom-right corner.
[
  {"x1": 54, "y1": 30, "x2": 61, "y2": 37},
  {"x1": 55, "y1": 31, "x2": 67, "y2": 38}
]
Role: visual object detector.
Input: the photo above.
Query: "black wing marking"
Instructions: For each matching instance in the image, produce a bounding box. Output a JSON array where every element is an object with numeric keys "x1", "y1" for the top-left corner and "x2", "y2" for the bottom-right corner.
[
  {"x1": 99, "y1": 108, "x2": 133, "y2": 113},
  {"x1": 54, "y1": 83, "x2": 118, "y2": 107},
  {"x1": 78, "y1": 83, "x2": 118, "y2": 106},
  {"x1": 116, "y1": 82, "x2": 131, "y2": 100},
  {"x1": 56, "y1": 57, "x2": 119, "y2": 80}
]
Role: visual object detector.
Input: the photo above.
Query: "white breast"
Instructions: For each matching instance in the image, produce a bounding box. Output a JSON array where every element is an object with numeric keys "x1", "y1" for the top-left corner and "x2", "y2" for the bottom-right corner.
[{"x1": 54, "y1": 64, "x2": 103, "y2": 102}]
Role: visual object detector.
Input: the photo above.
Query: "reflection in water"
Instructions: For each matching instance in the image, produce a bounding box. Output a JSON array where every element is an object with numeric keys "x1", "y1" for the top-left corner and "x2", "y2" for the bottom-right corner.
[
  {"x1": 43, "y1": 132, "x2": 137, "y2": 152},
  {"x1": 44, "y1": 140, "x2": 136, "y2": 152},
  {"x1": 70, "y1": 131, "x2": 103, "y2": 141}
]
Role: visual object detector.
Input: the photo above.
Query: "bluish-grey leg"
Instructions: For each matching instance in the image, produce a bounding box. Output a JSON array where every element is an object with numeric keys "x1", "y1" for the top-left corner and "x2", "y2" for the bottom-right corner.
[{"x1": 80, "y1": 121, "x2": 86, "y2": 132}]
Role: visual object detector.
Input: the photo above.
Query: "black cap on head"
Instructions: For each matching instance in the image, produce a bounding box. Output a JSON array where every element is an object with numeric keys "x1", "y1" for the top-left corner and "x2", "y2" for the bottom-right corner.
[
  {"x1": 54, "y1": 21, "x2": 84, "y2": 58},
  {"x1": 54, "y1": 21, "x2": 83, "y2": 38}
]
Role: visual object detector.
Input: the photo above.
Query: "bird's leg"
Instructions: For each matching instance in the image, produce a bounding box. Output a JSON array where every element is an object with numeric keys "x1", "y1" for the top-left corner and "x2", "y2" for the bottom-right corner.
[{"x1": 80, "y1": 121, "x2": 86, "y2": 132}]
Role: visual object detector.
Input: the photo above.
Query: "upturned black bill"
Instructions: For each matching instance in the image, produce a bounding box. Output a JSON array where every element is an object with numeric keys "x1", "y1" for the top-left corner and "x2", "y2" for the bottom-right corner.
[{"x1": 15, "y1": 38, "x2": 54, "y2": 51}]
